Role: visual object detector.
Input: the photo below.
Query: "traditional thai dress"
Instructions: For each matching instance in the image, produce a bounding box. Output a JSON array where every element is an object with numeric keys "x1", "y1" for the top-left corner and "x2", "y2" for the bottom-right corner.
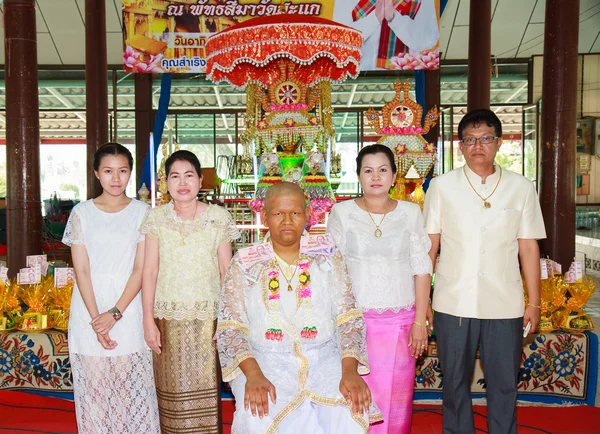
[
  {"x1": 217, "y1": 236, "x2": 382, "y2": 434},
  {"x1": 327, "y1": 199, "x2": 432, "y2": 434},
  {"x1": 140, "y1": 202, "x2": 239, "y2": 434}
]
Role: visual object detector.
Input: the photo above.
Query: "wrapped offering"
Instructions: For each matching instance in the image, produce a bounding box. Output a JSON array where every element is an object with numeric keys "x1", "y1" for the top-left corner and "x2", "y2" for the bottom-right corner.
[
  {"x1": 48, "y1": 268, "x2": 74, "y2": 330},
  {"x1": 560, "y1": 274, "x2": 596, "y2": 332},
  {"x1": 0, "y1": 278, "x2": 22, "y2": 332},
  {"x1": 17, "y1": 275, "x2": 53, "y2": 332}
]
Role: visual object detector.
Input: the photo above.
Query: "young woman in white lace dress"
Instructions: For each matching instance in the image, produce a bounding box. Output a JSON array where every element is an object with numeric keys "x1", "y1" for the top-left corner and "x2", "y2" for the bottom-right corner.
[
  {"x1": 62, "y1": 143, "x2": 160, "y2": 433},
  {"x1": 326, "y1": 145, "x2": 433, "y2": 434}
]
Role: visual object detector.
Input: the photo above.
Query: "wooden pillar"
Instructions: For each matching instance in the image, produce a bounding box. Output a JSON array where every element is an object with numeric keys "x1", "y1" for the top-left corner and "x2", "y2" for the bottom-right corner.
[
  {"x1": 85, "y1": 0, "x2": 108, "y2": 199},
  {"x1": 539, "y1": 0, "x2": 579, "y2": 269},
  {"x1": 425, "y1": 68, "x2": 441, "y2": 144},
  {"x1": 467, "y1": 0, "x2": 491, "y2": 111},
  {"x1": 135, "y1": 74, "x2": 153, "y2": 188},
  {"x1": 4, "y1": 0, "x2": 42, "y2": 275}
]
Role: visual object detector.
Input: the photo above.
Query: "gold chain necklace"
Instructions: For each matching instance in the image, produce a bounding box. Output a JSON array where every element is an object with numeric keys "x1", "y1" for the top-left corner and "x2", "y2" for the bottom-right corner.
[
  {"x1": 463, "y1": 166, "x2": 502, "y2": 209},
  {"x1": 364, "y1": 198, "x2": 391, "y2": 238},
  {"x1": 275, "y1": 255, "x2": 299, "y2": 292}
]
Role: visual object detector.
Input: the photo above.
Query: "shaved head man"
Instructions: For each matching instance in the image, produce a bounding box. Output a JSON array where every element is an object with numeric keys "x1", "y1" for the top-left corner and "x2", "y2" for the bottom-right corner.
[{"x1": 217, "y1": 182, "x2": 381, "y2": 433}]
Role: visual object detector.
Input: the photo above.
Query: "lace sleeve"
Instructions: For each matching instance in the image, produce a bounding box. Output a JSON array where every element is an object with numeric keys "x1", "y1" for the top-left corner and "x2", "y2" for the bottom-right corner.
[
  {"x1": 326, "y1": 204, "x2": 346, "y2": 253},
  {"x1": 139, "y1": 207, "x2": 159, "y2": 240},
  {"x1": 216, "y1": 208, "x2": 241, "y2": 246},
  {"x1": 138, "y1": 206, "x2": 151, "y2": 243},
  {"x1": 62, "y1": 208, "x2": 84, "y2": 246},
  {"x1": 409, "y1": 209, "x2": 433, "y2": 276},
  {"x1": 217, "y1": 256, "x2": 255, "y2": 382},
  {"x1": 330, "y1": 252, "x2": 369, "y2": 375}
]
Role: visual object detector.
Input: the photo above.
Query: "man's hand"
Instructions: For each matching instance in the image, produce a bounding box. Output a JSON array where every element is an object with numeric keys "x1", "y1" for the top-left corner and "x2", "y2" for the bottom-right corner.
[
  {"x1": 339, "y1": 370, "x2": 372, "y2": 416},
  {"x1": 96, "y1": 332, "x2": 117, "y2": 350},
  {"x1": 523, "y1": 305, "x2": 540, "y2": 334},
  {"x1": 244, "y1": 369, "x2": 276, "y2": 419},
  {"x1": 90, "y1": 312, "x2": 116, "y2": 335},
  {"x1": 426, "y1": 304, "x2": 434, "y2": 336}
]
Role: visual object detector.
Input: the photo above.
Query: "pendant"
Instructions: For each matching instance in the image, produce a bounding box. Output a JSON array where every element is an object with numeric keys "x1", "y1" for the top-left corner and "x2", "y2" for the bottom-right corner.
[
  {"x1": 288, "y1": 284, "x2": 293, "y2": 292},
  {"x1": 484, "y1": 201, "x2": 491, "y2": 209},
  {"x1": 374, "y1": 228, "x2": 382, "y2": 238}
]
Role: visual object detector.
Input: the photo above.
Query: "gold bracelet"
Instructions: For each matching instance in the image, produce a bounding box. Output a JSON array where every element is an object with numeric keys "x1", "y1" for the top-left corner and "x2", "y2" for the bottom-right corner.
[
  {"x1": 413, "y1": 320, "x2": 429, "y2": 327},
  {"x1": 528, "y1": 303, "x2": 541, "y2": 309}
]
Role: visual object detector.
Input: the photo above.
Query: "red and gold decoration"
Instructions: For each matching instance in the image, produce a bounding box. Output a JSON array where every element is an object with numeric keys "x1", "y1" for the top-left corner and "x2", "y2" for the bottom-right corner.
[
  {"x1": 206, "y1": 14, "x2": 362, "y2": 225},
  {"x1": 365, "y1": 80, "x2": 438, "y2": 209}
]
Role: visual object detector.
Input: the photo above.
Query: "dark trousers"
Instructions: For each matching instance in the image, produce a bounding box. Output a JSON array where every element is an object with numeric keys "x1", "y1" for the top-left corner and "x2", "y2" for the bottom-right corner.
[{"x1": 434, "y1": 312, "x2": 523, "y2": 434}]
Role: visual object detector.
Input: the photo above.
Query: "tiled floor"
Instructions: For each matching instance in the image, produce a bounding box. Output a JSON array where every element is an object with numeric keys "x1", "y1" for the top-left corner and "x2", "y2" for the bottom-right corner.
[{"x1": 582, "y1": 273, "x2": 600, "y2": 407}]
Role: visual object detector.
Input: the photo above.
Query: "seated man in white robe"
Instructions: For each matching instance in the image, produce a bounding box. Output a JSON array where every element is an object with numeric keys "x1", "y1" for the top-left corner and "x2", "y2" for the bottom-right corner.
[{"x1": 217, "y1": 182, "x2": 381, "y2": 434}]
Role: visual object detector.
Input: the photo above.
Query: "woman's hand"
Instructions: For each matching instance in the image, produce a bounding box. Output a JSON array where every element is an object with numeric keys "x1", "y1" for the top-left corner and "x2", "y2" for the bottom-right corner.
[
  {"x1": 90, "y1": 312, "x2": 116, "y2": 335},
  {"x1": 96, "y1": 332, "x2": 117, "y2": 350},
  {"x1": 408, "y1": 323, "x2": 429, "y2": 358},
  {"x1": 144, "y1": 318, "x2": 162, "y2": 354}
]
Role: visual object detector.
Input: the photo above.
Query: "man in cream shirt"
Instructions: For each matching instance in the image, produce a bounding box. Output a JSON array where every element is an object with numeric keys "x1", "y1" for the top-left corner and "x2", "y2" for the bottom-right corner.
[{"x1": 424, "y1": 109, "x2": 546, "y2": 434}]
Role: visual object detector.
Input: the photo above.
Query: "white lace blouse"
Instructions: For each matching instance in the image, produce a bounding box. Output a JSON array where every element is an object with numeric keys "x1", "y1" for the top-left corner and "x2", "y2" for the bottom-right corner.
[{"x1": 327, "y1": 199, "x2": 432, "y2": 313}]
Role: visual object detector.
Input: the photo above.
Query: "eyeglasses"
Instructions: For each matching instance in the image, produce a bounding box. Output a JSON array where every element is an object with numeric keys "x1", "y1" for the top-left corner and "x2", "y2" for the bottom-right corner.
[{"x1": 460, "y1": 135, "x2": 497, "y2": 146}]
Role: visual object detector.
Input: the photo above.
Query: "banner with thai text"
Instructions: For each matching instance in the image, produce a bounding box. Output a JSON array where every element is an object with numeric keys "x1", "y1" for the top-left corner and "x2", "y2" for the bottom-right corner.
[{"x1": 122, "y1": 0, "x2": 440, "y2": 73}]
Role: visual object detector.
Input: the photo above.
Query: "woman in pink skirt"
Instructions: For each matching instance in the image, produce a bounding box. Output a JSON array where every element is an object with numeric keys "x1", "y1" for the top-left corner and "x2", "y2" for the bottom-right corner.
[{"x1": 327, "y1": 144, "x2": 432, "y2": 434}]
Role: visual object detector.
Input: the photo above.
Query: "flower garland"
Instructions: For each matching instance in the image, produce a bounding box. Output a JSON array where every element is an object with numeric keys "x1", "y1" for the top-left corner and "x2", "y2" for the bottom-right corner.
[
  {"x1": 264, "y1": 262, "x2": 318, "y2": 341},
  {"x1": 265, "y1": 270, "x2": 283, "y2": 341},
  {"x1": 298, "y1": 263, "x2": 317, "y2": 339}
]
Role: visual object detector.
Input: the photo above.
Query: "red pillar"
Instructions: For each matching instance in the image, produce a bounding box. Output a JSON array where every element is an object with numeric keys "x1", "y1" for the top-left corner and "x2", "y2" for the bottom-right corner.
[
  {"x1": 4, "y1": 0, "x2": 42, "y2": 275},
  {"x1": 135, "y1": 74, "x2": 153, "y2": 188},
  {"x1": 85, "y1": 0, "x2": 108, "y2": 199},
  {"x1": 539, "y1": 0, "x2": 579, "y2": 269},
  {"x1": 467, "y1": 0, "x2": 491, "y2": 111}
]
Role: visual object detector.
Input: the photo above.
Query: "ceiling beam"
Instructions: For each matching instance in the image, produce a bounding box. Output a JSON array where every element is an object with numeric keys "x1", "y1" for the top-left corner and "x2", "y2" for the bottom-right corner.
[{"x1": 47, "y1": 88, "x2": 86, "y2": 122}]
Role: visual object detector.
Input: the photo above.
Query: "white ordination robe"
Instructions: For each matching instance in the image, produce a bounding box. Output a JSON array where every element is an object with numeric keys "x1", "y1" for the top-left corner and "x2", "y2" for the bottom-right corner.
[{"x1": 217, "y1": 238, "x2": 382, "y2": 434}]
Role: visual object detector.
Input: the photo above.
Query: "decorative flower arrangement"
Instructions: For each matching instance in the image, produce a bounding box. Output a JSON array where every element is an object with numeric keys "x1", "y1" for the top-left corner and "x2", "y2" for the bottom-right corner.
[
  {"x1": 265, "y1": 271, "x2": 283, "y2": 341},
  {"x1": 308, "y1": 116, "x2": 320, "y2": 125},
  {"x1": 298, "y1": 263, "x2": 317, "y2": 339},
  {"x1": 382, "y1": 126, "x2": 424, "y2": 135},
  {"x1": 123, "y1": 46, "x2": 164, "y2": 73},
  {"x1": 258, "y1": 120, "x2": 269, "y2": 129},
  {"x1": 424, "y1": 143, "x2": 437, "y2": 154},
  {"x1": 283, "y1": 118, "x2": 296, "y2": 128},
  {"x1": 269, "y1": 103, "x2": 307, "y2": 112},
  {"x1": 395, "y1": 144, "x2": 407, "y2": 156}
]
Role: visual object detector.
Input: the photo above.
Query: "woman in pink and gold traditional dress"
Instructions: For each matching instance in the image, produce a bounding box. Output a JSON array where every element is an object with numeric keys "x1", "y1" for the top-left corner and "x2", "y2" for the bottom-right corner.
[{"x1": 327, "y1": 144, "x2": 432, "y2": 434}]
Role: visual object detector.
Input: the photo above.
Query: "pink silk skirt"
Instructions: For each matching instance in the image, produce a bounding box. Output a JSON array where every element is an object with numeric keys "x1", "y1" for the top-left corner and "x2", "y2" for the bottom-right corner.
[{"x1": 363, "y1": 308, "x2": 416, "y2": 434}]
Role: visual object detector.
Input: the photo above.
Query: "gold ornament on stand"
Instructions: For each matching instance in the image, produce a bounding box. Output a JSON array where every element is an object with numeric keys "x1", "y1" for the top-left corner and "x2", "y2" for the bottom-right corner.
[
  {"x1": 157, "y1": 140, "x2": 180, "y2": 205},
  {"x1": 365, "y1": 80, "x2": 439, "y2": 209}
]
